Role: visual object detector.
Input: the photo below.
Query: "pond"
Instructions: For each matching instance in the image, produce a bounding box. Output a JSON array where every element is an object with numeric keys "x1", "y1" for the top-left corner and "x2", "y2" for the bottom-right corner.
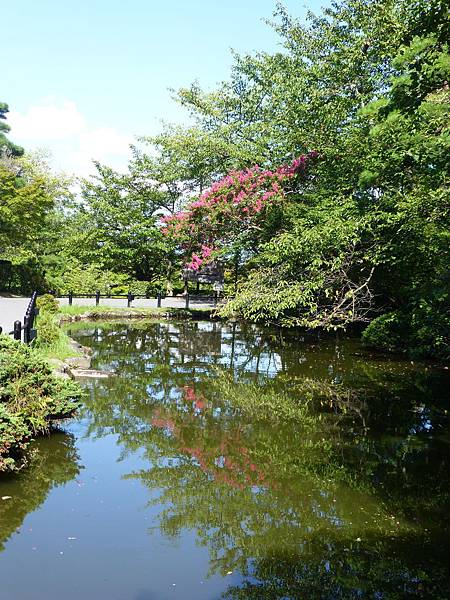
[{"x1": 1, "y1": 320, "x2": 449, "y2": 599}]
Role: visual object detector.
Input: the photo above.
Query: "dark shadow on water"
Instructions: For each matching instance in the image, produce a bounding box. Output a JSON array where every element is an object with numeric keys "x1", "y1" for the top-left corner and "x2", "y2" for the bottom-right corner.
[{"x1": 221, "y1": 533, "x2": 450, "y2": 599}]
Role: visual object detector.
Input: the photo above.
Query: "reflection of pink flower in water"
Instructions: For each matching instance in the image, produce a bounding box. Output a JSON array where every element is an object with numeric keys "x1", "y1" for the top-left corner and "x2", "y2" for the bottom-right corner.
[
  {"x1": 183, "y1": 386, "x2": 206, "y2": 411},
  {"x1": 184, "y1": 386, "x2": 197, "y2": 402},
  {"x1": 151, "y1": 389, "x2": 271, "y2": 490},
  {"x1": 151, "y1": 409, "x2": 176, "y2": 433}
]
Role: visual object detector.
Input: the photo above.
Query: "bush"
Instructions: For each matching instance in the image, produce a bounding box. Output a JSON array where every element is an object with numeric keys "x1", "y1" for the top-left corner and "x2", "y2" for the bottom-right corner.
[
  {"x1": 46, "y1": 262, "x2": 131, "y2": 295},
  {"x1": 409, "y1": 298, "x2": 450, "y2": 361},
  {"x1": 0, "y1": 335, "x2": 82, "y2": 472},
  {"x1": 362, "y1": 311, "x2": 409, "y2": 353},
  {"x1": 363, "y1": 301, "x2": 450, "y2": 361},
  {"x1": 35, "y1": 312, "x2": 60, "y2": 347},
  {"x1": 128, "y1": 280, "x2": 152, "y2": 296},
  {"x1": 36, "y1": 293, "x2": 59, "y2": 314},
  {"x1": 0, "y1": 405, "x2": 30, "y2": 472},
  {"x1": 36, "y1": 293, "x2": 70, "y2": 353}
]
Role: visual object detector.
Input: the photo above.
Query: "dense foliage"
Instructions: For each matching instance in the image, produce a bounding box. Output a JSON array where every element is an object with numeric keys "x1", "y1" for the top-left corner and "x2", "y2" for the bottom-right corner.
[
  {"x1": 0, "y1": 335, "x2": 82, "y2": 472},
  {"x1": 1, "y1": 0, "x2": 448, "y2": 359},
  {"x1": 0, "y1": 148, "x2": 74, "y2": 293},
  {"x1": 158, "y1": 0, "x2": 450, "y2": 358}
]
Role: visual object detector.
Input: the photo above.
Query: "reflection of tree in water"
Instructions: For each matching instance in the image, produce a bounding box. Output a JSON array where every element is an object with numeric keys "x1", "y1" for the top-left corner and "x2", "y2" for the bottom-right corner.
[
  {"x1": 0, "y1": 430, "x2": 81, "y2": 552},
  {"x1": 73, "y1": 321, "x2": 450, "y2": 598},
  {"x1": 223, "y1": 533, "x2": 450, "y2": 600}
]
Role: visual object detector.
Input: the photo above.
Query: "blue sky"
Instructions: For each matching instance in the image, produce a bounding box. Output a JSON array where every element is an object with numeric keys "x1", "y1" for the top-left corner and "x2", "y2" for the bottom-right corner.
[{"x1": 3, "y1": 0, "x2": 329, "y2": 176}]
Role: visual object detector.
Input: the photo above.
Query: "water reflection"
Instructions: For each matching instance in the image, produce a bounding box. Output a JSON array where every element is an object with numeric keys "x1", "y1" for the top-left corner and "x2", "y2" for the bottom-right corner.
[
  {"x1": 0, "y1": 430, "x2": 81, "y2": 552},
  {"x1": 69, "y1": 320, "x2": 450, "y2": 598}
]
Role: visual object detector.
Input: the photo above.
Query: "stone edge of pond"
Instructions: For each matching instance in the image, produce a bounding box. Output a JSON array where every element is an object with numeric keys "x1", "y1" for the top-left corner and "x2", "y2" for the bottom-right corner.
[
  {"x1": 53, "y1": 308, "x2": 222, "y2": 380},
  {"x1": 58, "y1": 307, "x2": 219, "y2": 323},
  {"x1": 48, "y1": 337, "x2": 114, "y2": 380}
]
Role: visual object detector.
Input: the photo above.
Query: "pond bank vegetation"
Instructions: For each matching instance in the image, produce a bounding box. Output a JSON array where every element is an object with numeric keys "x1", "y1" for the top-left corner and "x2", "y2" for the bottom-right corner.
[{"x1": 0, "y1": 335, "x2": 82, "y2": 473}]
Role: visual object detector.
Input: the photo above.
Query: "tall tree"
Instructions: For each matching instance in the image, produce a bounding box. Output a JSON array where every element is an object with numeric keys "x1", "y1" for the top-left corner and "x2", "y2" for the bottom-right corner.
[
  {"x1": 61, "y1": 163, "x2": 176, "y2": 286},
  {"x1": 0, "y1": 102, "x2": 24, "y2": 157}
]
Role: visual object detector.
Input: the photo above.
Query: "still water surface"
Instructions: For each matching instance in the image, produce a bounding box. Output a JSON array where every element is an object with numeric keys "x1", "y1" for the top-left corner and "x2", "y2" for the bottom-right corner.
[{"x1": 0, "y1": 320, "x2": 449, "y2": 599}]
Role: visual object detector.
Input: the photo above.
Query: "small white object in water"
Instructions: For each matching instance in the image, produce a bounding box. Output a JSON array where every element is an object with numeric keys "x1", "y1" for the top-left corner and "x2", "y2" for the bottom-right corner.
[{"x1": 1, "y1": 496, "x2": 12, "y2": 500}]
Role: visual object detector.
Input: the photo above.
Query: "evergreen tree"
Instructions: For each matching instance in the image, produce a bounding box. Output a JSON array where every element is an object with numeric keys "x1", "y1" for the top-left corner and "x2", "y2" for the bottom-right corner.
[{"x1": 0, "y1": 102, "x2": 24, "y2": 157}]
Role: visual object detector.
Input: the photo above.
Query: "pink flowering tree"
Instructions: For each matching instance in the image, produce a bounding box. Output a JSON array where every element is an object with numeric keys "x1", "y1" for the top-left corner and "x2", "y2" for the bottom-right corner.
[{"x1": 160, "y1": 153, "x2": 317, "y2": 272}]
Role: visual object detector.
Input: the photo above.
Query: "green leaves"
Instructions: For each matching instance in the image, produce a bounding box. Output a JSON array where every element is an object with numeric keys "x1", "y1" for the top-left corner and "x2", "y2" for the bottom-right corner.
[
  {"x1": 0, "y1": 101, "x2": 24, "y2": 157},
  {"x1": 0, "y1": 335, "x2": 82, "y2": 472},
  {"x1": 0, "y1": 164, "x2": 53, "y2": 259}
]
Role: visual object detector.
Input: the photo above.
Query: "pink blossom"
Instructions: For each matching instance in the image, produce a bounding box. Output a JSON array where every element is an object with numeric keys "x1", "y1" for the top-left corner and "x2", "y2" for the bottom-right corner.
[
  {"x1": 201, "y1": 245, "x2": 213, "y2": 258},
  {"x1": 190, "y1": 199, "x2": 206, "y2": 209}
]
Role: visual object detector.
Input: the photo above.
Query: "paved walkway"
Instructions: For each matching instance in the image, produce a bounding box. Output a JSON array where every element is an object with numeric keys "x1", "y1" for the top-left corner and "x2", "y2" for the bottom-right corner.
[
  {"x1": 57, "y1": 296, "x2": 215, "y2": 310},
  {"x1": 0, "y1": 295, "x2": 215, "y2": 337},
  {"x1": 0, "y1": 297, "x2": 31, "y2": 336}
]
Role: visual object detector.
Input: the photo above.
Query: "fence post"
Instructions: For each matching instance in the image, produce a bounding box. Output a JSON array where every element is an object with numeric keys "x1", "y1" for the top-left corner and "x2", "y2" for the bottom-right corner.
[
  {"x1": 23, "y1": 316, "x2": 30, "y2": 344},
  {"x1": 69, "y1": 291, "x2": 73, "y2": 306},
  {"x1": 157, "y1": 292, "x2": 161, "y2": 308},
  {"x1": 13, "y1": 320, "x2": 21, "y2": 341},
  {"x1": 95, "y1": 290, "x2": 100, "y2": 306},
  {"x1": 185, "y1": 293, "x2": 190, "y2": 310},
  {"x1": 127, "y1": 291, "x2": 133, "y2": 308}
]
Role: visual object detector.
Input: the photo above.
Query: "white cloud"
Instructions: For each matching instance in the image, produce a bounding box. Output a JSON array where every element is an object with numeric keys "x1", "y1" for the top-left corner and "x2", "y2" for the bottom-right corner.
[
  {"x1": 9, "y1": 101, "x2": 86, "y2": 140},
  {"x1": 79, "y1": 127, "x2": 131, "y2": 159},
  {"x1": 8, "y1": 100, "x2": 133, "y2": 177}
]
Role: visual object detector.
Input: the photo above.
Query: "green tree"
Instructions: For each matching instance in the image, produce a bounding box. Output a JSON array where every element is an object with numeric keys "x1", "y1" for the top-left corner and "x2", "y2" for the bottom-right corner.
[
  {"x1": 0, "y1": 102, "x2": 24, "y2": 157},
  {"x1": 51, "y1": 162, "x2": 176, "y2": 293},
  {"x1": 358, "y1": 0, "x2": 450, "y2": 358},
  {"x1": 0, "y1": 151, "x2": 74, "y2": 293},
  {"x1": 148, "y1": 0, "x2": 448, "y2": 357}
]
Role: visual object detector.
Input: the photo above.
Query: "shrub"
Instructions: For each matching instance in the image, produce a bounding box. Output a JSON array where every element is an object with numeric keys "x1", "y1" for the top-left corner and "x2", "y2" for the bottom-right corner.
[
  {"x1": 0, "y1": 405, "x2": 30, "y2": 472},
  {"x1": 47, "y1": 262, "x2": 131, "y2": 295},
  {"x1": 363, "y1": 302, "x2": 450, "y2": 361},
  {"x1": 409, "y1": 299, "x2": 450, "y2": 361},
  {"x1": 0, "y1": 335, "x2": 82, "y2": 472},
  {"x1": 34, "y1": 312, "x2": 60, "y2": 347},
  {"x1": 362, "y1": 311, "x2": 409, "y2": 353},
  {"x1": 36, "y1": 293, "x2": 59, "y2": 314}
]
